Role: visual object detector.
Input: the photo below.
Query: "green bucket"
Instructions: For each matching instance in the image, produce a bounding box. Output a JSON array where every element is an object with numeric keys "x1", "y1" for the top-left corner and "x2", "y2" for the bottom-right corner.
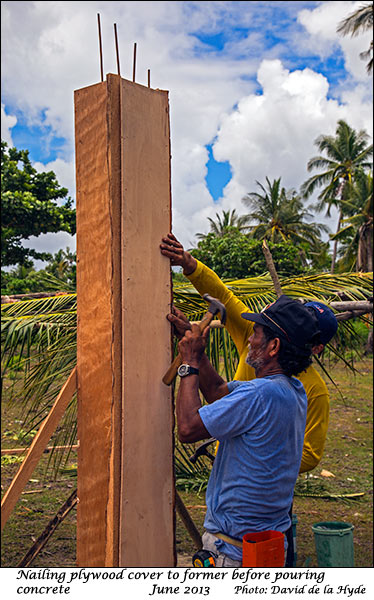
[{"x1": 312, "y1": 521, "x2": 354, "y2": 567}]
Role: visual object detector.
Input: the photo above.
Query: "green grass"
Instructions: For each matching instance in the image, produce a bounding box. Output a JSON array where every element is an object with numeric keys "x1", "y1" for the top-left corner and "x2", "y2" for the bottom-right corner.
[{"x1": 1, "y1": 358, "x2": 372, "y2": 567}]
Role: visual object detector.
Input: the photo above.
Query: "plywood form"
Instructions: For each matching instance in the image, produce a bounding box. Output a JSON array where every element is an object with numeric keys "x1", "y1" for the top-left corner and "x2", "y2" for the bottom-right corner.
[
  {"x1": 74, "y1": 74, "x2": 174, "y2": 567},
  {"x1": 119, "y1": 79, "x2": 174, "y2": 567},
  {"x1": 75, "y1": 75, "x2": 122, "y2": 567}
]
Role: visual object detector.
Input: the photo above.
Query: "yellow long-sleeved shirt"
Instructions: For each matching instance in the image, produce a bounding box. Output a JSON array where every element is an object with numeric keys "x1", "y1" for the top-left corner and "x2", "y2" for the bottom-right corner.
[{"x1": 187, "y1": 260, "x2": 329, "y2": 473}]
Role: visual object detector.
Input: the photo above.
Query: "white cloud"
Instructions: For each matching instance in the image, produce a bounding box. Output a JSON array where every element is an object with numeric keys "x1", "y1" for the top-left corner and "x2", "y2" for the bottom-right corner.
[
  {"x1": 298, "y1": 1, "x2": 373, "y2": 81},
  {"x1": 32, "y1": 158, "x2": 76, "y2": 203},
  {"x1": 23, "y1": 231, "x2": 76, "y2": 270},
  {"x1": 1, "y1": 1, "x2": 373, "y2": 257},
  {"x1": 210, "y1": 57, "x2": 372, "y2": 238},
  {"x1": 1, "y1": 104, "x2": 17, "y2": 145}
]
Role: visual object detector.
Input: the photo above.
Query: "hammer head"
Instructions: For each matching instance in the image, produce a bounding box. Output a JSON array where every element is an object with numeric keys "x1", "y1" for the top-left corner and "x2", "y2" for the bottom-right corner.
[{"x1": 203, "y1": 294, "x2": 227, "y2": 325}]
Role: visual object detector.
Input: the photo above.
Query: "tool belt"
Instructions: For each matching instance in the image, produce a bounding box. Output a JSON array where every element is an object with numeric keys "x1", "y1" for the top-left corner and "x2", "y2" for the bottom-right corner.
[{"x1": 212, "y1": 531, "x2": 243, "y2": 549}]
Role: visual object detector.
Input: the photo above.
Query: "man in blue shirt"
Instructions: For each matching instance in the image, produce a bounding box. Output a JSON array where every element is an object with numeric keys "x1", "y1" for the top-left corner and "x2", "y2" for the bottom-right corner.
[{"x1": 175, "y1": 295, "x2": 319, "y2": 567}]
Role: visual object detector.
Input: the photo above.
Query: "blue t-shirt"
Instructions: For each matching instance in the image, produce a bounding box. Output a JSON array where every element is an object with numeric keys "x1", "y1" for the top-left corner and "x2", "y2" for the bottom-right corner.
[{"x1": 198, "y1": 375, "x2": 307, "y2": 561}]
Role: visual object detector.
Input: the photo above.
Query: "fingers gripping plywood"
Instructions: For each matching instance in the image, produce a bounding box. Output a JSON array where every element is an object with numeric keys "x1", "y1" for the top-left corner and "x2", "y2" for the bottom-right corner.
[{"x1": 75, "y1": 74, "x2": 174, "y2": 567}]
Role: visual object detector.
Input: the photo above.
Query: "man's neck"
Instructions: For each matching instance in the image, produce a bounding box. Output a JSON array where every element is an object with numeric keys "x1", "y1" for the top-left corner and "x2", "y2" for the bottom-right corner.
[{"x1": 255, "y1": 361, "x2": 286, "y2": 379}]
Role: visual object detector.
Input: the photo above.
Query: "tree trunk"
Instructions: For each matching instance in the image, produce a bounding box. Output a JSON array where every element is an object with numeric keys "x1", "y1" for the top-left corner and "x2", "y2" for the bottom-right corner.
[
  {"x1": 331, "y1": 210, "x2": 342, "y2": 274},
  {"x1": 365, "y1": 329, "x2": 373, "y2": 355},
  {"x1": 357, "y1": 222, "x2": 373, "y2": 272}
]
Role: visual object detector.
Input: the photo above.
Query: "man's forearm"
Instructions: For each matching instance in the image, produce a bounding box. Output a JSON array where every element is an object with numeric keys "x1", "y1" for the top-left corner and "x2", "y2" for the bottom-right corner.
[
  {"x1": 198, "y1": 354, "x2": 228, "y2": 403},
  {"x1": 182, "y1": 251, "x2": 197, "y2": 275},
  {"x1": 177, "y1": 375, "x2": 209, "y2": 443}
]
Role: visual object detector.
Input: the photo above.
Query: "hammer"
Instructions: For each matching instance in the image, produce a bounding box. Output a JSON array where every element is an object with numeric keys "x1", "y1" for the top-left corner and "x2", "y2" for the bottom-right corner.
[
  {"x1": 162, "y1": 294, "x2": 227, "y2": 386},
  {"x1": 189, "y1": 437, "x2": 217, "y2": 464}
]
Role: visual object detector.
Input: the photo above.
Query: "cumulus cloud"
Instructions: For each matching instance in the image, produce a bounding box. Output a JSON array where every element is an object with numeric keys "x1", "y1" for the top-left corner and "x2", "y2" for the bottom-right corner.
[
  {"x1": 32, "y1": 158, "x2": 76, "y2": 203},
  {"x1": 209, "y1": 57, "x2": 372, "y2": 237},
  {"x1": 1, "y1": 1, "x2": 372, "y2": 255},
  {"x1": 298, "y1": 1, "x2": 373, "y2": 82},
  {"x1": 1, "y1": 104, "x2": 17, "y2": 145}
]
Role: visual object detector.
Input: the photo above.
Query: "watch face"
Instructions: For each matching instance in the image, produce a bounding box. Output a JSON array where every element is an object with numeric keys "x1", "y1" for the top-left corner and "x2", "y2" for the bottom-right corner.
[
  {"x1": 178, "y1": 364, "x2": 199, "y2": 377},
  {"x1": 178, "y1": 364, "x2": 189, "y2": 377}
]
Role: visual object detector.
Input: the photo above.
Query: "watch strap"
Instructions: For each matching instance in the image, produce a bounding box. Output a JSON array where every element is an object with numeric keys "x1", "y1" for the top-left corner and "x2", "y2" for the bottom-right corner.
[{"x1": 178, "y1": 364, "x2": 199, "y2": 377}]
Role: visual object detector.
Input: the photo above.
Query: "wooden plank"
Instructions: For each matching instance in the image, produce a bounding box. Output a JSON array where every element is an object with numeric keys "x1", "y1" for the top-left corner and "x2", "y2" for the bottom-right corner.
[
  {"x1": 1, "y1": 368, "x2": 77, "y2": 530},
  {"x1": 119, "y1": 79, "x2": 174, "y2": 567},
  {"x1": 1, "y1": 445, "x2": 79, "y2": 456},
  {"x1": 75, "y1": 75, "x2": 122, "y2": 567}
]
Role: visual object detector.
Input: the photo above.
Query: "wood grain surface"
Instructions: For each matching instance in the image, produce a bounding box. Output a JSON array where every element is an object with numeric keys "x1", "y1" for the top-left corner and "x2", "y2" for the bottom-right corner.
[{"x1": 75, "y1": 75, "x2": 174, "y2": 567}]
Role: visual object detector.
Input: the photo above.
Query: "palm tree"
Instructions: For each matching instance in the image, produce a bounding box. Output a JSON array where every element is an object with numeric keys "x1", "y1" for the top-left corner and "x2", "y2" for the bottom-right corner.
[
  {"x1": 300, "y1": 120, "x2": 373, "y2": 272},
  {"x1": 331, "y1": 171, "x2": 373, "y2": 272},
  {"x1": 242, "y1": 177, "x2": 328, "y2": 256},
  {"x1": 196, "y1": 209, "x2": 251, "y2": 239},
  {"x1": 337, "y1": 2, "x2": 373, "y2": 74}
]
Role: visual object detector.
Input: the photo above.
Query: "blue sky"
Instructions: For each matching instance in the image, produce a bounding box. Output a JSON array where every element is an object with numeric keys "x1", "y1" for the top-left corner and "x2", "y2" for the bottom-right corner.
[{"x1": 1, "y1": 1, "x2": 373, "y2": 263}]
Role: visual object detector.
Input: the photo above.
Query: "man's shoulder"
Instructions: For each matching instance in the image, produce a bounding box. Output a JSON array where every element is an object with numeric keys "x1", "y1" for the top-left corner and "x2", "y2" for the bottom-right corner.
[{"x1": 229, "y1": 375, "x2": 301, "y2": 395}]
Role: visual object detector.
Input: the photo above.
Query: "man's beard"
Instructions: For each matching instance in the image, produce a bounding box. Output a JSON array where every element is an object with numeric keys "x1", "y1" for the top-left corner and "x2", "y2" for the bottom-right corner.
[{"x1": 246, "y1": 348, "x2": 266, "y2": 372}]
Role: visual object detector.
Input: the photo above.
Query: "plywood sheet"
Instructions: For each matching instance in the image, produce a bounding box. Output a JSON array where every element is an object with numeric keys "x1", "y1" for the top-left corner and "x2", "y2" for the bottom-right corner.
[
  {"x1": 119, "y1": 79, "x2": 174, "y2": 567},
  {"x1": 75, "y1": 75, "x2": 122, "y2": 567}
]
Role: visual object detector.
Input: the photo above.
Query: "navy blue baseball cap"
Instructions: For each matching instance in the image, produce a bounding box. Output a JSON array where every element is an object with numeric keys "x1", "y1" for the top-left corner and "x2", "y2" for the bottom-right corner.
[
  {"x1": 305, "y1": 301, "x2": 338, "y2": 345},
  {"x1": 241, "y1": 295, "x2": 320, "y2": 351}
]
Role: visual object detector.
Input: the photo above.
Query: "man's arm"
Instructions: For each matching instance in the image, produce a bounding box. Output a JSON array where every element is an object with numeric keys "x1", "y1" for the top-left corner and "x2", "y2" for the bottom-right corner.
[
  {"x1": 167, "y1": 307, "x2": 228, "y2": 403},
  {"x1": 160, "y1": 233, "x2": 252, "y2": 356},
  {"x1": 176, "y1": 325, "x2": 228, "y2": 443}
]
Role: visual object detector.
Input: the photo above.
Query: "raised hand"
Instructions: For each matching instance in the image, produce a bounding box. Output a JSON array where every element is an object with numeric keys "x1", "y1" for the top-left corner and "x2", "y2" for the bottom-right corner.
[{"x1": 160, "y1": 233, "x2": 197, "y2": 275}]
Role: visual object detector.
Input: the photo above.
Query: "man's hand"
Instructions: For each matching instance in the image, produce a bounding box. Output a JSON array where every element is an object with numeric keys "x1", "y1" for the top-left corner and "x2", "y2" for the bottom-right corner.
[
  {"x1": 178, "y1": 324, "x2": 210, "y2": 367},
  {"x1": 160, "y1": 233, "x2": 197, "y2": 275},
  {"x1": 167, "y1": 306, "x2": 192, "y2": 340}
]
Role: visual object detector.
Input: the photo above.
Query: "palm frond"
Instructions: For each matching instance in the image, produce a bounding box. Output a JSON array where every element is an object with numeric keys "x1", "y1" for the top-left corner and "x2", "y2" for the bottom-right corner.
[{"x1": 2, "y1": 271, "x2": 372, "y2": 478}]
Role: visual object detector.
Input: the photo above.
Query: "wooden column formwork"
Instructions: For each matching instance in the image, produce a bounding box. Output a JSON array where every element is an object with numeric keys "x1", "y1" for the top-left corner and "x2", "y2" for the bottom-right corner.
[{"x1": 74, "y1": 74, "x2": 175, "y2": 567}]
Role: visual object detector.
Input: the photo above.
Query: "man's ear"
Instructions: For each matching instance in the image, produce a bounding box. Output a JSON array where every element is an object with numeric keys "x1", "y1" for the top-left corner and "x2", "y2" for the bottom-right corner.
[
  {"x1": 312, "y1": 343, "x2": 325, "y2": 356},
  {"x1": 268, "y1": 337, "x2": 281, "y2": 357}
]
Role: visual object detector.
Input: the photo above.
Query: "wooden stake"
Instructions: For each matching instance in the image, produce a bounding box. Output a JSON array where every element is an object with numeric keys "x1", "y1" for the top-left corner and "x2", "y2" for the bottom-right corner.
[
  {"x1": 132, "y1": 42, "x2": 137, "y2": 82},
  {"x1": 97, "y1": 14, "x2": 104, "y2": 82},
  {"x1": 1, "y1": 368, "x2": 77, "y2": 530},
  {"x1": 262, "y1": 240, "x2": 282, "y2": 298},
  {"x1": 175, "y1": 491, "x2": 202, "y2": 550},
  {"x1": 114, "y1": 23, "x2": 121, "y2": 76},
  {"x1": 148, "y1": 69, "x2": 151, "y2": 88},
  {"x1": 17, "y1": 489, "x2": 77, "y2": 567}
]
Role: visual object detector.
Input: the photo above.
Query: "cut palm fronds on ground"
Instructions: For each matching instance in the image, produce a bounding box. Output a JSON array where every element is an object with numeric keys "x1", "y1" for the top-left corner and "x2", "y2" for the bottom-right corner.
[
  {"x1": 295, "y1": 492, "x2": 365, "y2": 499},
  {"x1": 294, "y1": 474, "x2": 366, "y2": 503}
]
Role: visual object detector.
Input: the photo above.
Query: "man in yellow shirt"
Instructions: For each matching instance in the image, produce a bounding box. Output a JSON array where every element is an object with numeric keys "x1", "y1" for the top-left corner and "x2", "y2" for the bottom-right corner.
[
  {"x1": 160, "y1": 232, "x2": 338, "y2": 565},
  {"x1": 161, "y1": 232, "x2": 338, "y2": 472}
]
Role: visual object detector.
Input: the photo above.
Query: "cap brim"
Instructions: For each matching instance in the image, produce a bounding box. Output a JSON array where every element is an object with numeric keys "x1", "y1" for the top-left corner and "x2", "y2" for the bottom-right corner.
[
  {"x1": 241, "y1": 312, "x2": 265, "y2": 324},
  {"x1": 241, "y1": 311, "x2": 290, "y2": 342}
]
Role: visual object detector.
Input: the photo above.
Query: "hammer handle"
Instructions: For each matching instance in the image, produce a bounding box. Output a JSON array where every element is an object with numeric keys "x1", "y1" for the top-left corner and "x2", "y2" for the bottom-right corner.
[{"x1": 162, "y1": 312, "x2": 214, "y2": 386}]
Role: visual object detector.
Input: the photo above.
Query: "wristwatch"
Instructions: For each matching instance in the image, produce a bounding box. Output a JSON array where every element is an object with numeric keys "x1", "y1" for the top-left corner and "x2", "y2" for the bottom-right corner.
[{"x1": 177, "y1": 364, "x2": 199, "y2": 377}]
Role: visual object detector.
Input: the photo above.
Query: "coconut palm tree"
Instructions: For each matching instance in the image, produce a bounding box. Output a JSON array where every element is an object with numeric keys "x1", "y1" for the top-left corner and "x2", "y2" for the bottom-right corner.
[
  {"x1": 242, "y1": 177, "x2": 329, "y2": 257},
  {"x1": 331, "y1": 171, "x2": 373, "y2": 272},
  {"x1": 337, "y1": 2, "x2": 373, "y2": 74},
  {"x1": 196, "y1": 209, "x2": 251, "y2": 239},
  {"x1": 300, "y1": 120, "x2": 373, "y2": 272}
]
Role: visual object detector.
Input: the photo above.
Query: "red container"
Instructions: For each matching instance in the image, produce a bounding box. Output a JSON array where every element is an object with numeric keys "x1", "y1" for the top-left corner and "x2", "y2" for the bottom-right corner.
[{"x1": 242, "y1": 530, "x2": 285, "y2": 567}]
